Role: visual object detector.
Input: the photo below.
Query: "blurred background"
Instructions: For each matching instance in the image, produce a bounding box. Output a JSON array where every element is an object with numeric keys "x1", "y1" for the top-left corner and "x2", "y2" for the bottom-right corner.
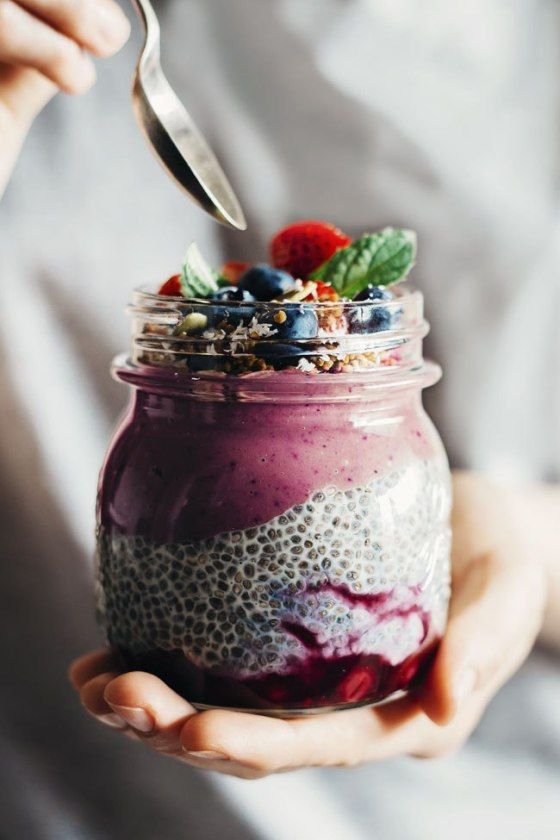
[{"x1": 0, "y1": 1, "x2": 559, "y2": 838}]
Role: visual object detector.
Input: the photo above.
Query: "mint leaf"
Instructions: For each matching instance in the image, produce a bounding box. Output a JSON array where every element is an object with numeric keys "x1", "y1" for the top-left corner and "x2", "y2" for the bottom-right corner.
[
  {"x1": 311, "y1": 228, "x2": 416, "y2": 298},
  {"x1": 180, "y1": 243, "x2": 219, "y2": 298}
]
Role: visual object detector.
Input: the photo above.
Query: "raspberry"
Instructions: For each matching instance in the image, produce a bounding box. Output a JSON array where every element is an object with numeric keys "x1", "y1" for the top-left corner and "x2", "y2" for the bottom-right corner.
[{"x1": 158, "y1": 274, "x2": 182, "y2": 296}]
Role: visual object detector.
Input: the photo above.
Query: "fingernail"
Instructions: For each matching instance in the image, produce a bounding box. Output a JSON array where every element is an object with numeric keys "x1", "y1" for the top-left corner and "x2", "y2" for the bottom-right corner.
[
  {"x1": 106, "y1": 705, "x2": 154, "y2": 733},
  {"x1": 183, "y1": 750, "x2": 229, "y2": 762},
  {"x1": 98, "y1": 6, "x2": 131, "y2": 47},
  {"x1": 453, "y1": 668, "x2": 477, "y2": 706},
  {"x1": 98, "y1": 713, "x2": 127, "y2": 729}
]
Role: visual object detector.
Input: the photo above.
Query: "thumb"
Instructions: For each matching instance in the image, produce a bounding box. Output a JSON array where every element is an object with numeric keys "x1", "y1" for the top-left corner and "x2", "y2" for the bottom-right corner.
[
  {"x1": 419, "y1": 547, "x2": 546, "y2": 725},
  {"x1": 0, "y1": 64, "x2": 57, "y2": 124}
]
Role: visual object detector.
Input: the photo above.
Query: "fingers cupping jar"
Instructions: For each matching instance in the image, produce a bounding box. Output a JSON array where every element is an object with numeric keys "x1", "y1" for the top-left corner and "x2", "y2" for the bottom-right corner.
[{"x1": 96, "y1": 224, "x2": 451, "y2": 715}]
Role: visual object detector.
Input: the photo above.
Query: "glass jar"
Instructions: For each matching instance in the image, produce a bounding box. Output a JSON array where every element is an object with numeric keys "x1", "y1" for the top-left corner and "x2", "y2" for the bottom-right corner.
[{"x1": 96, "y1": 286, "x2": 451, "y2": 716}]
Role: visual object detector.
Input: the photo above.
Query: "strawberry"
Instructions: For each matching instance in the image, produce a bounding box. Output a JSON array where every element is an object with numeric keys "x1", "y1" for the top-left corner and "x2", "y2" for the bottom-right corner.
[
  {"x1": 303, "y1": 280, "x2": 339, "y2": 302},
  {"x1": 220, "y1": 260, "x2": 250, "y2": 285},
  {"x1": 158, "y1": 274, "x2": 182, "y2": 296},
  {"x1": 315, "y1": 281, "x2": 339, "y2": 302},
  {"x1": 270, "y1": 220, "x2": 351, "y2": 280}
]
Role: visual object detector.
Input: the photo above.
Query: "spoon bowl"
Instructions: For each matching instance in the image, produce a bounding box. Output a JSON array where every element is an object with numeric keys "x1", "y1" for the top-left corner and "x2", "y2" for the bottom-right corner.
[{"x1": 130, "y1": 0, "x2": 247, "y2": 230}]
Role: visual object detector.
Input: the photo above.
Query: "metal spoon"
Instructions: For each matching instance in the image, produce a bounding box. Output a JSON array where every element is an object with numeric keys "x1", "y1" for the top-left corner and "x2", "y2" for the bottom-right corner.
[{"x1": 129, "y1": 0, "x2": 247, "y2": 230}]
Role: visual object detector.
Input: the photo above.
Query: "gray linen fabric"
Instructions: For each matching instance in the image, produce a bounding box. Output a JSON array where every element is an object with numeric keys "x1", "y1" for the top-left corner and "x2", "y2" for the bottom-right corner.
[{"x1": 0, "y1": 2, "x2": 559, "y2": 838}]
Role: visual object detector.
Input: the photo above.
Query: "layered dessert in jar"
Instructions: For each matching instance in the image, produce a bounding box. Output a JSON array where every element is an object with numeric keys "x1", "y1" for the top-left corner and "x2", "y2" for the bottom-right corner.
[{"x1": 96, "y1": 222, "x2": 451, "y2": 715}]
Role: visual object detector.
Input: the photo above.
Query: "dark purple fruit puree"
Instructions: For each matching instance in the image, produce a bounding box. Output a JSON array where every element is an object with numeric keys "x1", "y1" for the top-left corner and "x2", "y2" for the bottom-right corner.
[{"x1": 118, "y1": 640, "x2": 438, "y2": 711}]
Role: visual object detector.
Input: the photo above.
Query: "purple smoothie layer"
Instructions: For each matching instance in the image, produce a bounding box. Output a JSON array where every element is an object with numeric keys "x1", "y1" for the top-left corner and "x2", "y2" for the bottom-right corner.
[{"x1": 98, "y1": 380, "x2": 438, "y2": 544}]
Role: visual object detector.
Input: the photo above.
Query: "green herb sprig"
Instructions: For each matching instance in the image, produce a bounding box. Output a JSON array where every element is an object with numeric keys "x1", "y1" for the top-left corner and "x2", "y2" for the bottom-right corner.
[
  {"x1": 180, "y1": 243, "x2": 219, "y2": 298},
  {"x1": 311, "y1": 227, "x2": 416, "y2": 298}
]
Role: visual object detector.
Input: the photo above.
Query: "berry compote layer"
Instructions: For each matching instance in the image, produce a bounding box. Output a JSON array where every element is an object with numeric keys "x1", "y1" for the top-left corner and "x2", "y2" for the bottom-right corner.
[{"x1": 96, "y1": 371, "x2": 451, "y2": 714}]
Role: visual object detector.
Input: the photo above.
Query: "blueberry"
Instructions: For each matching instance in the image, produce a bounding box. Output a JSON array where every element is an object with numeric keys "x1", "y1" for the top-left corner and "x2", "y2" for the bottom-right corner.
[
  {"x1": 253, "y1": 342, "x2": 305, "y2": 359},
  {"x1": 238, "y1": 264, "x2": 295, "y2": 301},
  {"x1": 253, "y1": 342, "x2": 304, "y2": 369},
  {"x1": 350, "y1": 285, "x2": 397, "y2": 333},
  {"x1": 208, "y1": 302, "x2": 256, "y2": 328},
  {"x1": 354, "y1": 285, "x2": 393, "y2": 302},
  {"x1": 271, "y1": 306, "x2": 319, "y2": 340},
  {"x1": 188, "y1": 355, "x2": 216, "y2": 372},
  {"x1": 212, "y1": 286, "x2": 255, "y2": 303},
  {"x1": 209, "y1": 285, "x2": 256, "y2": 326},
  {"x1": 228, "y1": 305, "x2": 256, "y2": 327}
]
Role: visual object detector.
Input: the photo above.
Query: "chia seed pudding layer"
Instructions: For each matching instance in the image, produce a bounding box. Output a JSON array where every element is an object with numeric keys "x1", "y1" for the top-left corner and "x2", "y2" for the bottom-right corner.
[{"x1": 96, "y1": 456, "x2": 451, "y2": 711}]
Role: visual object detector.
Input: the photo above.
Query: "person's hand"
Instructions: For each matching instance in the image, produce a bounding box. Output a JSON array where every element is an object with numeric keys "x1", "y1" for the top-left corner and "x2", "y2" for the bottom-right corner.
[
  {"x1": 70, "y1": 472, "x2": 547, "y2": 779},
  {"x1": 0, "y1": 0, "x2": 130, "y2": 195}
]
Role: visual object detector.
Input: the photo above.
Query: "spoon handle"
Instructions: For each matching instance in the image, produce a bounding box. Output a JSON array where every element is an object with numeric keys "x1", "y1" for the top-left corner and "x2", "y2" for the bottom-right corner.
[{"x1": 129, "y1": 0, "x2": 160, "y2": 53}]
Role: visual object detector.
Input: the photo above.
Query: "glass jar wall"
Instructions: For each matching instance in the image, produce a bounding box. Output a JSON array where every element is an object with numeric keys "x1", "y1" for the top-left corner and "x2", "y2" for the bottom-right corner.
[{"x1": 95, "y1": 287, "x2": 451, "y2": 715}]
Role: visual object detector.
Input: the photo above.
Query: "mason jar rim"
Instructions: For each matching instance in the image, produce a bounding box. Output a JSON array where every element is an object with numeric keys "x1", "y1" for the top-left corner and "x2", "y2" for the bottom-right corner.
[
  {"x1": 116, "y1": 282, "x2": 438, "y2": 396},
  {"x1": 113, "y1": 353, "x2": 442, "y2": 403}
]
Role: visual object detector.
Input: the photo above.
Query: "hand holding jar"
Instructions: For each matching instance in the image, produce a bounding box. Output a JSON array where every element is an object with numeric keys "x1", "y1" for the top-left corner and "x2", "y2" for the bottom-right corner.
[
  {"x1": 70, "y1": 226, "x2": 554, "y2": 776},
  {"x1": 71, "y1": 472, "x2": 549, "y2": 778}
]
